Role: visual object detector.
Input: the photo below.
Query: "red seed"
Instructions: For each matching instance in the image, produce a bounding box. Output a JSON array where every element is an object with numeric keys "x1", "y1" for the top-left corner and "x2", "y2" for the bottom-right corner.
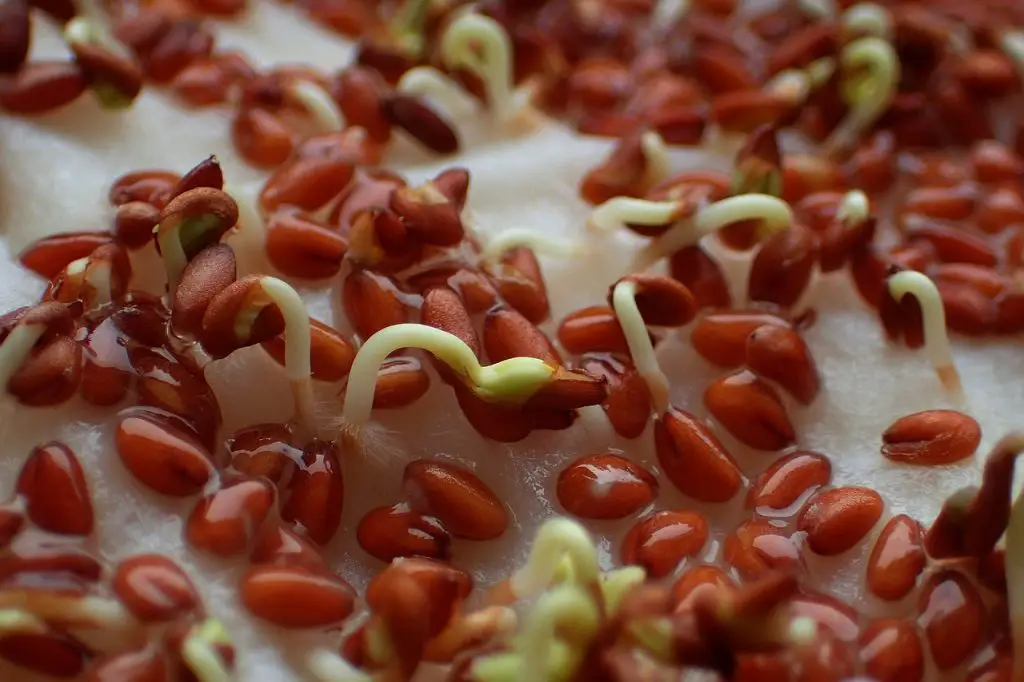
[
  {"x1": 744, "y1": 324, "x2": 820, "y2": 404},
  {"x1": 746, "y1": 450, "x2": 831, "y2": 513},
  {"x1": 557, "y1": 306, "x2": 630, "y2": 355},
  {"x1": 280, "y1": 440, "x2": 344, "y2": 546},
  {"x1": 262, "y1": 318, "x2": 355, "y2": 383},
  {"x1": 0, "y1": 60, "x2": 87, "y2": 114},
  {"x1": 788, "y1": 591, "x2": 861, "y2": 642},
  {"x1": 113, "y1": 201, "x2": 161, "y2": 250},
  {"x1": 866, "y1": 514, "x2": 926, "y2": 602},
  {"x1": 403, "y1": 460, "x2": 508, "y2": 541},
  {"x1": 621, "y1": 510, "x2": 709, "y2": 579},
  {"x1": 703, "y1": 370, "x2": 796, "y2": 451},
  {"x1": 115, "y1": 411, "x2": 215, "y2": 497},
  {"x1": 185, "y1": 479, "x2": 275, "y2": 557},
  {"x1": 655, "y1": 408, "x2": 742, "y2": 503},
  {"x1": 112, "y1": 554, "x2": 201, "y2": 623},
  {"x1": 690, "y1": 311, "x2": 791, "y2": 367},
  {"x1": 669, "y1": 245, "x2": 732, "y2": 309},
  {"x1": 0, "y1": 630, "x2": 87, "y2": 678},
  {"x1": 356, "y1": 503, "x2": 451, "y2": 563},
  {"x1": 917, "y1": 570, "x2": 985, "y2": 669},
  {"x1": 798, "y1": 487, "x2": 884, "y2": 556},
  {"x1": 264, "y1": 210, "x2": 348, "y2": 280},
  {"x1": 18, "y1": 231, "x2": 114, "y2": 280},
  {"x1": 249, "y1": 523, "x2": 325, "y2": 569},
  {"x1": 482, "y1": 305, "x2": 560, "y2": 365},
  {"x1": 232, "y1": 107, "x2": 296, "y2": 168},
  {"x1": 259, "y1": 156, "x2": 356, "y2": 214},
  {"x1": 489, "y1": 247, "x2": 551, "y2": 324},
  {"x1": 16, "y1": 442, "x2": 93, "y2": 536},
  {"x1": 578, "y1": 354, "x2": 652, "y2": 440},
  {"x1": 342, "y1": 269, "x2": 408, "y2": 340},
  {"x1": 723, "y1": 520, "x2": 801, "y2": 580},
  {"x1": 240, "y1": 564, "x2": 354, "y2": 629},
  {"x1": 372, "y1": 356, "x2": 431, "y2": 410},
  {"x1": 85, "y1": 647, "x2": 171, "y2": 682},
  {"x1": 671, "y1": 564, "x2": 735, "y2": 612},
  {"x1": 556, "y1": 453, "x2": 659, "y2": 520},
  {"x1": 747, "y1": 223, "x2": 818, "y2": 309},
  {"x1": 859, "y1": 618, "x2": 925, "y2": 682},
  {"x1": 881, "y1": 410, "x2": 982, "y2": 465}
]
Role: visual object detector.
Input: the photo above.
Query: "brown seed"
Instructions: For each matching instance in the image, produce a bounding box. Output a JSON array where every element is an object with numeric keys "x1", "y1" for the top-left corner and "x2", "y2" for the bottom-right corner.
[
  {"x1": 109, "y1": 169, "x2": 180, "y2": 208},
  {"x1": 556, "y1": 453, "x2": 659, "y2": 520},
  {"x1": 610, "y1": 274, "x2": 699, "y2": 327},
  {"x1": 264, "y1": 210, "x2": 348, "y2": 280},
  {"x1": 172, "y1": 55, "x2": 253, "y2": 107},
  {"x1": 262, "y1": 318, "x2": 355, "y2": 382},
  {"x1": 766, "y1": 22, "x2": 836, "y2": 75},
  {"x1": 904, "y1": 218, "x2": 998, "y2": 267},
  {"x1": 579, "y1": 130, "x2": 660, "y2": 205},
  {"x1": 7, "y1": 335, "x2": 82, "y2": 407},
  {"x1": 723, "y1": 520, "x2": 801, "y2": 580},
  {"x1": 0, "y1": 630, "x2": 88, "y2": 678},
  {"x1": 173, "y1": 155, "x2": 225, "y2": 197},
  {"x1": 232, "y1": 106, "x2": 296, "y2": 168},
  {"x1": 330, "y1": 170, "x2": 407, "y2": 232},
  {"x1": 421, "y1": 286, "x2": 480, "y2": 384},
  {"x1": 578, "y1": 354, "x2": 652, "y2": 439},
  {"x1": 342, "y1": 269, "x2": 408, "y2": 340},
  {"x1": 112, "y1": 554, "x2": 201, "y2": 623},
  {"x1": 185, "y1": 478, "x2": 275, "y2": 557},
  {"x1": 489, "y1": 247, "x2": 551, "y2": 325},
  {"x1": 970, "y1": 140, "x2": 1024, "y2": 184},
  {"x1": 669, "y1": 245, "x2": 732, "y2": 309},
  {"x1": 280, "y1": 439, "x2": 344, "y2": 546},
  {"x1": 159, "y1": 188, "x2": 239, "y2": 261},
  {"x1": 383, "y1": 93, "x2": 459, "y2": 154},
  {"x1": 691, "y1": 44, "x2": 758, "y2": 94},
  {"x1": 865, "y1": 514, "x2": 926, "y2": 602},
  {"x1": 788, "y1": 591, "x2": 862, "y2": 642},
  {"x1": 130, "y1": 349, "x2": 221, "y2": 444},
  {"x1": 955, "y1": 50, "x2": 1018, "y2": 97},
  {"x1": 938, "y1": 279, "x2": 997, "y2": 335},
  {"x1": 372, "y1": 356, "x2": 431, "y2": 410},
  {"x1": 557, "y1": 306, "x2": 631, "y2": 355},
  {"x1": 390, "y1": 177, "x2": 465, "y2": 247},
  {"x1": 18, "y1": 231, "x2": 114, "y2": 280},
  {"x1": 356, "y1": 502, "x2": 451, "y2": 562},
  {"x1": 240, "y1": 564, "x2": 355, "y2": 629},
  {"x1": 16, "y1": 442, "x2": 93, "y2": 536},
  {"x1": 901, "y1": 184, "x2": 977, "y2": 222},
  {"x1": 482, "y1": 305, "x2": 560, "y2": 365},
  {"x1": 0, "y1": 60, "x2": 87, "y2": 114},
  {"x1": 917, "y1": 570, "x2": 985, "y2": 670},
  {"x1": 710, "y1": 90, "x2": 793, "y2": 134},
  {"x1": 141, "y1": 18, "x2": 215, "y2": 84},
  {"x1": 70, "y1": 40, "x2": 144, "y2": 108},
  {"x1": 671, "y1": 564, "x2": 735, "y2": 612},
  {"x1": 975, "y1": 186, "x2": 1024, "y2": 235},
  {"x1": 858, "y1": 618, "x2": 925, "y2": 682},
  {"x1": 331, "y1": 66, "x2": 392, "y2": 143},
  {"x1": 226, "y1": 422, "x2": 298, "y2": 485},
  {"x1": 0, "y1": 535, "x2": 102, "y2": 583},
  {"x1": 703, "y1": 370, "x2": 796, "y2": 451},
  {"x1": 404, "y1": 460, "x2": 508, "y2": 541},
  {"x1": 747, "y1": 223, "x2": 817, "y2": 309},
  {"x1": 249, "y1": 522, "x2": 325, "y2": 569},
  {"x1": 798, "y1": 486, "x2": 884, "y2": 556},
  {"x1": 452, "y1": 380, "x2": 534, "y2": 443},
  {"x1": 114, "y1": 201, "x2": 161, "y2": 250},
  {"x1": 746, "y1": 450, "x2": 831, "y2": 513},
  {"x1": 199, "y1": 277, "x2": 285, "y2": 359},
  {"x1": 744, "y1": 324, "x2": 819, "y2": 404},
  {"x1": 86, "y1": 646, "x2": 171, "y2": 682},
  {"x1": 690, "y1": 311, "x2": 790, "y2": 368},
  {"x1": 260, "y1": 156, "x2": 356, "y2": 214},
  {"x1": 654, "y1": 408, "x2": 742, "y2": 503},
  {"x1": 115, "y1": 411, "x2": 215, "y2": 497},
  {"x1": 621, "y1": 510, "x2": 709, "y2": 579},
  {"x1": 172, "y1": 243, "x2": 237, "y2": 336},
  {"x1": 881, "y1": 410, "x2": 982, "y2": 465}
]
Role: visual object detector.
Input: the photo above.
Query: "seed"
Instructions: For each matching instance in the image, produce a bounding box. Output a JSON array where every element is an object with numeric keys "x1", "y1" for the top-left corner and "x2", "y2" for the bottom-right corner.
[
  {"x1": 556, "y1": 453, "x2": 658, "y2": 521},
  {"x1": 691, "y1": 45, "x2": 758, "y2": 94},
  {"x1": 723, "y1": 520, "x2": 801, "y2": 580},
  {"x1": 331, "y1": 66, "x2": 391, "y2": 143},
  {"x1": 0, "y1": 630, "x2": 88, "y2": 677},
  {"x1": 226, "y1": 423, "x2": 297, "y2": 485},
  {"x1": 482, "y1": 305, "x2": 560, "y2": 365},
  {"x1": 955, "y1": 50, "x2": 1018, "y2": 97},
  {"x1": 263, "y1": 318, "x2": 355, "y2": 383},
  {"x1": 280, "y1": 439, "x2": 344, "y2": 546},
  {"x1": 933, "y1": 263, "x2": 1007, "y2": 298},
  {"x1": 901, "y1": 184, "x2": 977, "y2": 222},
  {"x1": 383, "y1": 93, "x2": 459, "y2": 154},
  {"x1": 185, "y1": 479, "x2": 275, "y2": 557},
  {"x1": 330, "y1": 170, "x2": 406, "y2": 231},
  {"x1": 452, "y1": 381, "x2": 534, "y2": 443},
  {"x1": 858, "y1": 618, "x2": 925, "y2": 682},
  {"x1": 372, "y1": 356, "x2": 431, "y2": 410},
  {"x1": 111, "y1": 554, "x2": 201, "y2": 623},
  {"x1": 655, "y1": 408, "x2": 742, "y2": 503},
  {"x1": 489, "y1": 247, "x2": 551, "y2": 325},
  {"x1": 690, "y1": 311, "x2": 789, "y2": 368},
  {"x1": 18, "y1": 231, "x2": 114, "y2": 280},
  {"x1": 747, "y1": 223, "x2": 817, "y2": 309},
  {"x1": 671, "y1": 564, "x2": 734, "y2": 612},
  {"x1": 109, "y1": 169, "x2": 180, "y2": 208},
  {"x1": 86, "y1": 647, "x2": 171, "y2": 682},
  {"x1": 865, "y1": 514, "x2": 926, "y2": 602},
  {"x1": 0, "y1": 60, "x2": 87, "y2": 114},
  {"x1": 744, "y1": 324, "x2": 820, "y2": 404},
  {"x1": 366, "y1": 557, "x2": 473, "y2": 632},
  {"x1": 172, "y1": 54, "x2": 254, "y2": 107},
  {"x1": 975, "y1": 186, "x2": 1024, "y2": 234},
  {"x1": 7, "y1": 335, "x2": 83, "y2": 407},
  {"x1": 746, "y1": 450, "x2": 831, "y2": 514},
  {"x1": 669, "y1": 245, "x2": 732, "y2": 309},
  {"x1": 341, "y1": 269, "x2": 408, "y2": 341},
  {"x1": 240, "y1": 564, "x2": 354, "y2": 629},
  {"x1": 847, "y1": 131, "x2": 897, "y2": 195},
  {"x1": 788, "y1": 591, "x2": 861, "y2": 642},
  {"x1": 113, "y1": 201, "x2": 161, "y2": 250},
  {"x1": 881, "y1": 410, "x2": 982, "y2": 465},
  {"x1": 577, "y1": 354, "x2": 651, "y2": 439},
  {"x1": 264, "y1": 210, "x2": 347, "y2": 280},
  {"x1": 356, "y1": 502, "x2": 451, "y2": 563},
  {"x1": 579, "y1": 130, "x2": 662, "y2": 205},
  {"x1": 937, "y1": 280, "x2": 997, "y2": 335},
  {"x1": 565, "y1": 57, "x2": 631, "y2": 115},
  {"x1": 172, "y1": 243, "x2": 237, "y2": 337},
  {"x1": 621, "y1": 510, "x2": 709, "y2": 579},
  {"x1": 198, "y1": 278, "x2": 285, "y2": 359},
  {"x1": 0, "y1": 0, "x2": 30, "y2": 75},
  {"x1": 969, "y1": 140, "x2": 1024, "y2": 185},
  {"x1": 259, "y1": 157, "x2": 356, "y2": 214},
  {"x1": 115, "y1": 411, "x2": 215, "y2": 497},
  {"x1": 609, "y1": 274, "x2": 699, "y2": 327},
  {"x1": 16, "y1": 442, "x2": 93, "y2": 536},
  {"x1": 904, "y1": 219, "x2": 998, "y2": 266},
  {"x1": 141, "y1": 18, "x2": 214, "y2": 84},
  {"x1": 557, "y1": 306, "x2": 631, "y2": 355},
  {"x1": 798, "y1": 486, "x2": 884, "y2": 556},
  {"x1": 766, "y1": 22, "x2": 836, "y2": 74},
  {"x1": 917, "y1": 570, "x2": 985, "y2": 669},
  {"x1": 390, "y1": 180, "x2": 464, "y2": 248},
  {"x1": 404, "y1": 460, "x2": 508, "y2": 541},
  {"x1": 232, "y1": 107, "x2": 296, "y2": 168},
  {"x1": 710, "y1": 90, "x2": 793, "y2": 134},
  {"x1": 249, "y1": 522, "x2": 325, "y2": 569},
  {"x1": 421, "y1": 286, "x2": 480, "y2": 384},
  {"x1": 131, "y1": 349, "x2": 221, "y2": 443},
  {"x1": 703, "y1": 370, "x2": 795, "y2": 451}
]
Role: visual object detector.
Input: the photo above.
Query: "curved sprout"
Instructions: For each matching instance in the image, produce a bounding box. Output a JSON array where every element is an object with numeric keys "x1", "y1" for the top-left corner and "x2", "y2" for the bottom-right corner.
[
  {"x1": 288, "y1": 79, "x2": 345, "y2": 133},
  {"x1": 440, "y1": 12, "x2": 521, "y2": 124},
  {"x1": 257, "y1": 277, "x2": 317, "y2": 437},
  {"x1": 837, "y1": 189, "x2": 870, "y2": 225},
  {"x1": 612, "y1": 280, "x2": 671, "y2": 414},
  {"x1": 887, "y1": 271, "x2": 964, "y2": 404},
  {"x1": 600, "y1": 566, "x2": 647, "y2": 617},
  {"x1": 0, "y1": 323, "x2": 46, "y2": 392},
  {"x1": 516, "y1": 584, "x2": 600, "y2": 682},
  {"x1": 396, "y1": 66, "x2": 480, "y2": 119},
  {"x1": 181, "y1": 618, "x2": 233, "y2": 682},
  {"x1": 823, "y1": 36, "x2": 900, "y2": 155},
  {"x1": 1000, "y1": 30, "x2": 1024, "y2": 85},
  {"x1": 589, "y1": 198, "x2": 688, "y2": 233},
  {"x1": 640, "y1": 131, "x2": 672, "y2": 187},
  {"x1": 510, "y1": 518, "x2": 600, "y2": 598},
  {"x1": 841, "y1": 3, "x2": 892, "y2": 41},
  {"x1": 631, "y1": 193, "x2": 793, "y2": 271},
  {"x1": 305, "y1": 649, "x2": 373, "y2": 682},
  {"x1": 797, "y1": 0, "x2": 835, "y2": 19}
]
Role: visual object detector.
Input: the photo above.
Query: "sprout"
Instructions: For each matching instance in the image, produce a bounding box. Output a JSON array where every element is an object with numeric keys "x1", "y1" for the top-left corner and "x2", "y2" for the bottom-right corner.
[
  {"x1": 837, "y1": 189, "x2": 870, "y2": 225},
  {"x1": 0, "y1": 609, "x2": 46, "y2": 636},
  {"x1": 288, "y1": 79, "x2": 345, "y2": 133},
  {"x1": 1000, "y1": 30, "x2": 1024, "y2": 84},
  {"x1": 612, "y1": 279, "x2": 671, "y2": 414},
  {"x1": 797, "y1": 0, "x2": 835, "y2": 19},
  {"x1": 509, "y1": 518, "x2": 600, "y2": 598},
  {"x1": 887, "y1": 271, "x2": 964, "y2": 404},
  {"x1": 640, "y1": 131, "x2": 671, "y2": 188},
  {"x1": 631, "y1": 194, "x2": 794, "y2": 271},
  {"x1": 305, "y1": 649, "x2": 373, "y2": 682},
  {"x1": 823, "y1": 36, "x2": 900, "y2": 155},
  {"x1": 257, "y1": 278, "x2": 317, "y2": 437},
  {"x1": 396, "y1": 66, "x2": 479, "y2": 119},
  {"x1": 840, "y1": 3, "x2": 893, "y2": 42},
  {"x1": 339, "y1": 324, "x2": 556, "y2": 437},
  {"x1": 0, "y1": 323, "x2": 46, "y2": 394},
  {"x1": 157, "y1": 189, "x2": 239, "y2": 292},
  {"x1": 480, "y1": 229, "x2": 584, "y2": 263},
  {"x1": 0, "y1": 590, "x2": 132, "y2": 630},
  {"x1": 516, "y1": 584, "x2": 600, "y2": 682},
  {"x1": 588, "y1": 198, "x2": 692, "y2": 233},
  {"x1": 181, "y1": 618, "x2": 234, "y2": 682},
  {"x1": 765, "y1": 58, "x2": 835, "y2": 107},
  {"x1": 600, "y1": 566, "x2": 647, "y2": 617}
]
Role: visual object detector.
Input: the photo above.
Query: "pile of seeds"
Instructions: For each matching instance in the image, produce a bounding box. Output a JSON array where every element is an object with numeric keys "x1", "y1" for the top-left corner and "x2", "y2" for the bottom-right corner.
[{"x1": 2, "y1": 0, "x2": 1024, "y2": 680}]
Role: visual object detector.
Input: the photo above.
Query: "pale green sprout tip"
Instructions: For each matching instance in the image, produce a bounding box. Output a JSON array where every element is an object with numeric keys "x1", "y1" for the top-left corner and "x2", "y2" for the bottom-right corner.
[
  {"x1": 887, "y1": 271, "x2": 964, "y2": 404},
  {"x1": 600, "y1": 565, "x2": 647, "y2": 617},
  {"x1": 288, "y1": 79, "x2": 345, "y2": 133},
  {"x1": 837, "y1": 189, "x2": 870, "y2": 226},
  {"x1": 472, "y1": 641, "x2": 575, "y2": 682},
  {"x1": 0, "y1": 608, "x2": 47, "y2": 636},
  {"x1": 182, "y1": 618, "x2": 233, "y2": 682},
  {"x1": 796, "y1": 0, "x2": 835, "y2": 19},
  {"x1": 589, "y1": 197, "x2": 687, "y2": 233},
  {"x1": 396, "y1": 66, "x2": 479, "y2": 119},
  {"x1": 824, "y1": 36, "x2": 900, "y2": 155},
  {"x1": 841, "y1": 3, "x2": 892, "y2": 42},
  {"x1": 510, "y1": 517, "x2": 600, "y2": 598},
  {"x1": 641, "y1": 131, "x2": 671, "y2": 185},
  {"x1": 0, "y1": 323, "x2": 46, "y2": 393},
  {"x1": 305, "y1": 649, "x2": 373, "y2": 682},
  {"x1": 441, "y1": 12, "x2": 520, "y2": 125},
  {"x1": 1000, "y1": 30, "x2": 1024, "y2": 85},
  {"x1": 515, "y1": 584, "x2": 600, "y2": 682},
  {"x1": 612, "y1": 279, "x2": 671, "y2": 415}
]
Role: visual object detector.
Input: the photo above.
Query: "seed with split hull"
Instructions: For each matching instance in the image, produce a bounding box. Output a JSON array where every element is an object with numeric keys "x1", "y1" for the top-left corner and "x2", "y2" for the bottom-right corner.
[
  {"x1": 186, "y1": 479, "x2": 275, "y2": 557},
  {"x1": 798, "y1": 487, "x2": 884, "y2": 556},
  {"x1": 403, "y1": 460, "x2": 508, "y2": 540},
  {"x1": 556, "y1": 453, "x2": 659, "y2": 520},
  {"x1": 112, "y1": 554, "x2": 201, "y2": 623},
  {"x1": 241, "y1": 564, "x2": 355, "y2": 629},
  {"x1": 881, "y1": 410, "x2": 982, "y2": 465},
  {"x1": 578, "y1": 353, "x2": 652, "y2": 440},
  {"x1": 115, "y1": 411, "x2": 215, "y2": 497},
  {"x1": 703, "y1": 370, "x2": 796, "y2": 451},
  {"x1": 621, "y1": 510, "x2": 709, "y2": 578},
  {"x1": 866, "y1": 514, "x2": 926, "y2": 602},
  {"x1": 18, "y1": 231, "x2": 115, "y2": 280},
  {"x1": 356, "y1": 503, "x2": 451, "y2": 562},
  {"x1": 917, "y1": 570, "x2": 985, "y2": 670},
  {"x1": 16, "y1": 442, "x2": 94, "y2": 537},
  {"x1": 655, "y1": 408, "x2": 743, "y2": 503}
]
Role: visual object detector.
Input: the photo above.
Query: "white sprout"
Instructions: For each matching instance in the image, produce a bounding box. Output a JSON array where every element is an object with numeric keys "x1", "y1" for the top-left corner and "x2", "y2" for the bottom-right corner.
[
  {"x1": 1000, "y1": 31, "x2": 1024, "y2": 85},
  {"x1": 254, "y1": 278, "x2": 317, "y2": 437},
  {"x1": 797, "y1": 0, "x2": 835, "y2": 19},
  {"x1": 305, "y1": 649, "x2": 373, "y2": 682},
  {"x1": 0, "y1": 591, "x2": 133, "y2": 630},
  {"x1": 157, "y1": 220, "x2": 191, "y2": 295},
  {"x1": 653, "y1": 0, "x2": 690, "y2": 24},
  {"x1": 612, "y1": 280, "x2": 671, "y2": 415},
  {"x1": 509, "y1": 518, "x2": 600, "y2": 598},
  {"x1": 517, "y1": 584, "x2": 600, "y2": 682},
  {"x1": 481, "y1": 229, "x2": 584, "y2": 263},
  {"x1": 640, "y1": 131, "x2": 671, "y2": 188},
  {"x1": 0, "y1": 323, "x2": 46, "y2": 392},
  {"x1": 83, "y1": 255, "x2": 114, "y2": 309},
  {"x1": 396, "y1": 66, "x2": 479, "y2": 119},
  {"x1": 631, "y1": 194, "x2": 794, "y2": 272},
  {"x1": 765, "y1": 58, "x2": 835, "y2": 107},
  {"x1": 289, "y1": 79, "x2": 345, "y2": 133},
  {"x1": 787, "y1": 616, "x2": 820, "y2": 646},
  {"x1": 589, "y1": 198, "x2": 689, "y2": 233},
  {"x1": 340, "y1": 324, "x2": 556, "y2": 433},
  {"x1": 440, "y1": 12, "x2": 523, "y2": 125},
  {"x1": 887, "y1": 271, "x2": 964, "y2": 404},
  {"x1": 841, "y1": 3, "x2": 893, "y2": 42},
  {"x1": 837, "y1": 189, "x2": 870, "y2": 225},
  {"x1": 823, "y1": 37, "x2": 900, "y2": 155},
  {"x1": 181, "y1": 618, "x2": 233, "y2": 682},
  {"x1": 600, "y1": 566, "x2": 647, "y2": 617},
  {"x1": 0, "y1": 609, "x2": 47, "y2": 636}
]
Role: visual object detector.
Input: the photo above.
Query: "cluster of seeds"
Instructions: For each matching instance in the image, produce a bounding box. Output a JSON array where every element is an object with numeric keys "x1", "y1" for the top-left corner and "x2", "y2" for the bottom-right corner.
[{"x1": 3, "y1": 0, "x2": 1024, "y2": 680}]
